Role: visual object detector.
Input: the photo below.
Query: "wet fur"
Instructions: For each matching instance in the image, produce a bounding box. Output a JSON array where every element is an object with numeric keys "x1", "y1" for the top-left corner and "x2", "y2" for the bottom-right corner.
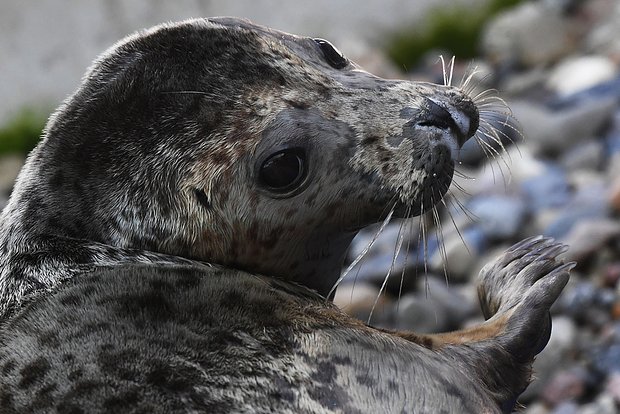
[{"x1": 0, "y1": 18, "x2": 571, "y2": 413}]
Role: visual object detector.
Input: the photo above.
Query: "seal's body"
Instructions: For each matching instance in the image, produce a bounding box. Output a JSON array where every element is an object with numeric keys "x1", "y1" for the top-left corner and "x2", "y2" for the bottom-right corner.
[{"x1": 0, "y1": 18, "x2": 570, "y2": 413}]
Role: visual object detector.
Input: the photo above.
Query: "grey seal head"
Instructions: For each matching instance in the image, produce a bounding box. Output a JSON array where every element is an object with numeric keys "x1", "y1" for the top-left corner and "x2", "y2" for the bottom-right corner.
[{"x1": 0, "y1": 17, "x2": 571, "y2": 413}]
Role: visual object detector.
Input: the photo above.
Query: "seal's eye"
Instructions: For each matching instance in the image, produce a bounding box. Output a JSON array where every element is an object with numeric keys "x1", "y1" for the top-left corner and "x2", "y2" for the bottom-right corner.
[
  {"x1": 314, "y1": 38, "x2": 348, "y2": 69},
  {"x1": 259, "y1": 148, "x2": 307, "y2": 193}
]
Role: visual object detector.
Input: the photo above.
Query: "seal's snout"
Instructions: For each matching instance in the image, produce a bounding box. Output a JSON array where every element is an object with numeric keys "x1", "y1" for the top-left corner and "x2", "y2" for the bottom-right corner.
[{"x1": 420, "y1": 98, "x2": 479, "y2": 148}]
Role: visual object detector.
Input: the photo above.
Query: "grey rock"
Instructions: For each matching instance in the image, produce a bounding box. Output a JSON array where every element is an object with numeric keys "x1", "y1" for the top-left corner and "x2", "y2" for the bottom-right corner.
[
  {"x1": 394, "y1": 292, "x2": 449, "y2": 333},
  {"x1": 550, "y1": 401, "x2": 578, "y2": 414},
  {"x1": 586, "y1": 2, "x2": 620, "y2": 57},
  {"x1": 523, "y1": 402, "x2": 550, "y2": 414},
  {"x1": 542, "y1": 368, "x2": 587, "y2": 407},
  {"x1": 468, "y1": 195, "x2": 528, "y2": 239},
  {"x1": 348, "y1": 219, "x2": 419, "y2": 261},
  {"x1": 560, "y1": 140, "x2": 604, "y2": 171},
  {"x1": 558, "y1": 281, "x2": 599, "y2": 318},
  {"x1": 561, "y1": 218, "x2": 620, "y2": 262},
  {"x1": 509, "y1": 98, "x2": 616, "y2": 156},
  {"x1": 591, "y1": 343, "x2": 620, "y2": 377},
  {"x1": 522, "y1": 164, "x2": 571, "y2": 212},
  {"x1": 415, "y1": 276, "x2": 477, "y2": 328},
  {"x1": 333, "y1": 281, "x2": 391, "y2": 323},
  {"x1": 544, "y1": 182, "x2": 609, "y2": 239},
  {"x1": 482, "y1": 2, "x2": 575, "y2": 69},
  {"x1": 605, "y1": 372, "x2": 620, "y2": 404},
  {"x1": 578, "y1": 393, "x2": 617, "y2": 414},
  {"x1": 521, "y1": 317, "x2": 578, "y2": 402},
  {"x1": 428, "y1": 225, "x2": 487, "y2": 282},
  {"x1": 341, "y1": 246, "x2": 419, "y2": 294},
  {"x1": 344, "y1": 219, "x2": 422, "y2": 293}
]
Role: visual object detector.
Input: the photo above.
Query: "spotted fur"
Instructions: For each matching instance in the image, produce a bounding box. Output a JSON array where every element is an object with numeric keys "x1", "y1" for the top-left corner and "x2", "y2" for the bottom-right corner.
[{"x1": 0, "y1": 18, "x2": 570, "y2": 413}]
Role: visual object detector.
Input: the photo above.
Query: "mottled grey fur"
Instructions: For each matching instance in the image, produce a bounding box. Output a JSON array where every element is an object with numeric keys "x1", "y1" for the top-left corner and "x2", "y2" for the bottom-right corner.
[{"x1": 0, "y1": 17, "x2": 570, "y2": 413}]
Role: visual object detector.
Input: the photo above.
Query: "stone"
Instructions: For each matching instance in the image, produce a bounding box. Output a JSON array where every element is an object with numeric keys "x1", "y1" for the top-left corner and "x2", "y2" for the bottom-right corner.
[
  {"x1": 578, "y1": 393, "x2": 616, "y2": 414},
  {"x1": 547, "y1": 55, "x2": 617, "y2": 97},
  {"x1": 415, "y1": 276, "x2": 477, "y2": 329},
  {"x1": 561, "y1": 219, "x2": 620, "y2": 262},
  {"x1": 344, "y1": 219, "x2": 421, "y2": 293},
  {"x1": 523, "y1": 402, "x2": 550, "y2": 414},
  {"x1": 522, "y1": 164, "x2": 571, "y2": 213},
  {"x1": 521, "y1": 316, "x2": 578, "y2": 402},
  {"x1": 340, "y1": 248, "x2": 419, "y2": 295},
  {"x1": 605, "y1": 372, "x2": 620, "y2": 404},
  {"x1": 348, "y1": 219, "x2": 419, "y2": 261},
  {"x1": 560, "y1": 140, "x2": 604, "y2": 172},
  {"x1": 544, "y1": 182, "x2": 609, "y2": 239},
  {"x1": 482, "y1": 2, "x2": 575, "y2": 69},
  {"x1": 333, "y1": 281, "x2": 391, "y2": 323},
  {"x1": 541, "y1": 368, "x2": 586, "y2": 407},
  {"x1": 608, "y1": 176, "x2": 620, "y2": 213},
  {"x1": 586, "y1": 2, "x2": 620, "y2": 57},
  {"x1": 549, "y1": 401, "x2": 578, "y2": 414},
  {"x1": 509, "y1": 98, "x2": 616, "y2": 156},
  {"x1": 467, "y1": 195, "x2": 528, "y2": 240},
  {"x1": 428, "y1": 225, "x2": 487, "y2": 282},
  {"x1": 558, "y1": 281, "x2": 598, "y2": 318},
  {"x1": 591, "y1": 343, "x2": 620, "y2": 377},
  {"x1": 394, "y1": 292, "x2": 448, "y2": 333}
]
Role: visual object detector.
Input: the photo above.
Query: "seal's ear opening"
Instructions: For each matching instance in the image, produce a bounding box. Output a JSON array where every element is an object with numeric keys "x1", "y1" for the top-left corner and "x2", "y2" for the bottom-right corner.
[{"x1": 194, "y1": 188, "x2": 212, "y2": 210}]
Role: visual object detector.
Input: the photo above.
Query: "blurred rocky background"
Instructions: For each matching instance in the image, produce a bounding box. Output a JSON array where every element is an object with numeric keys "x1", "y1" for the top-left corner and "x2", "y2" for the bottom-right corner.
[{"x1": 2, "y1": 0, "x2": 620, "y2": 412}]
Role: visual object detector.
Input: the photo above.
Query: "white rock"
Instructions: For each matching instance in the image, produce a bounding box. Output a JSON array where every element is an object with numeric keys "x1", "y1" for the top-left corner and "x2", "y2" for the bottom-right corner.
[{"x1": 547, "y1": 55, "x2": 617, "y2": 97}]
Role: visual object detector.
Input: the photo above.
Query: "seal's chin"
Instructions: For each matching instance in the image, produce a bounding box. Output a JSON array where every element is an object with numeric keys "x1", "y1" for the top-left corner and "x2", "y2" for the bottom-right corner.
[{"x1": 394, "y1": 160, "x2": 455, "y2": 218}]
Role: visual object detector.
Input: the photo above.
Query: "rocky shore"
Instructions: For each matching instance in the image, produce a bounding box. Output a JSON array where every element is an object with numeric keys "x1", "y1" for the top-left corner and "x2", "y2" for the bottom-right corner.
[
  {"x1": 1, "y1": 1, "x2": 620, "y2": 411},
  {"x1": 333, "y1": 1, "x2": 620, "y2": 412}
]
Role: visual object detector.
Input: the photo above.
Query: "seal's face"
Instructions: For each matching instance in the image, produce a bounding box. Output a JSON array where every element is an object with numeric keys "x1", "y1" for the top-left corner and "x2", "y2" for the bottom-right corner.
[{"x1": 16, "y1": 18, "x2": 479, "y2": 295}]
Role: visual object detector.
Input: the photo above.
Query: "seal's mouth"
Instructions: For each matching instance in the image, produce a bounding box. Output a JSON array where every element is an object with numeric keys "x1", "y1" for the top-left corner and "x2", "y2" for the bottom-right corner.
[{"x1": 391, "y1": 99, "x2": 478, "y2": 216}]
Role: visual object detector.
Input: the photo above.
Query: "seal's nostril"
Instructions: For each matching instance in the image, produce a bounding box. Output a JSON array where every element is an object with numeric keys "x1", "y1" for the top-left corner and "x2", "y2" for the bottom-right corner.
[
  {"x1": 419, "y1": 99, "x2": 455, "y2": 132},
  {"x1": 419, "y1": 98, "x2": 477, "y2": 148},
  {"x1": 420, "y1": 99, "x2": 457, "y2": 128}
]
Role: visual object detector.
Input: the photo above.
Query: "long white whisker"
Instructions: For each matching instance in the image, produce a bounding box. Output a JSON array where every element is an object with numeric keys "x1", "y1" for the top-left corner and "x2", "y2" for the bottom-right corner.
[{"x1": 328, "y1": 208, "x2": 395, "y2": 299}]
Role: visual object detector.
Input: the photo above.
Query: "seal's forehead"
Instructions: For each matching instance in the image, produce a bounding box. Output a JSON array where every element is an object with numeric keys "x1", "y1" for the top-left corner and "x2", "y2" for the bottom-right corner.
[{"x1": 197, "y1": 17, "x2": 333, "y2": 66}]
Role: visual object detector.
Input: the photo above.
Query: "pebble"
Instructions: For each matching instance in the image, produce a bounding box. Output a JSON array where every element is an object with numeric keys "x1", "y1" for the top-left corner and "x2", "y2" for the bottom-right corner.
[
  {"x1": 560, "y1": 140, "x2": 604, "y2": 171},
  {"x1": 333, "y1": 281, "x2": 391, "y2": 323},
  {"x1": 547, "y1": 55, "x2": 617, "y2": 97},
  {"x1": 578, "y1": 394, "x2": 617, "y2": 414},
  {"x1": 591, "y1": 343, "x2": 620, "y2": 377},
  {"x1": 522, "y1": 316, "x2": 578, "y2": 402},
  {"x1": 608, "y1": 176, "x2": 620, "y2": 213},
  {"x1": 482, "y1": 2, "x2": 575, "y2": 69},
  {"x1": 468, "y1": 195, "x2": 527, "y2": 239},
  {"x1": 562, "y1": 219, "x2": 620, "y2": 262},
  {"x1": 0, "y1": 1, "x2": 618, "y2": 411},
  {"x1": 394, "y1": 292, "x2": 449, "y2": 333},
  {"x1": 605, "y1": 372, "x2": 620, "y2": 404},
  {"x1": 428, "y1": 226, "x2": 487, "y2": 282},
  {"x1": 521, "y1": 164, "x2": 571, "y2": 212},
  {"x1": 541, "y1": 368, "x2": 586, "y2": 406},
  {"x1": 510, "y1": 97, "x2": 616, "y2": 156}
]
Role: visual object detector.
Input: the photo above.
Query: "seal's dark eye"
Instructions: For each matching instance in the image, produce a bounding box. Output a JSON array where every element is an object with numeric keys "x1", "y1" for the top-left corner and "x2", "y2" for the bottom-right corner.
[
  {"x1": 259, "y1": 148, "x2": 307, "y2": 193},
  {"x1": 314, "y1": 38, "x2": 348, "y2": 69}
]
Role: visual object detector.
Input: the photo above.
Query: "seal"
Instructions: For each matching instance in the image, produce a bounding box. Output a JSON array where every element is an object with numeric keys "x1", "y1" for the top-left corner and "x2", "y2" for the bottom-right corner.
[{"x1": 0, "y1": 17, "x2": 571, "y2": 413}]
